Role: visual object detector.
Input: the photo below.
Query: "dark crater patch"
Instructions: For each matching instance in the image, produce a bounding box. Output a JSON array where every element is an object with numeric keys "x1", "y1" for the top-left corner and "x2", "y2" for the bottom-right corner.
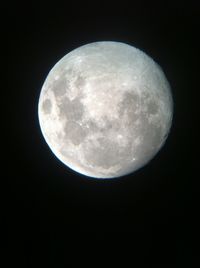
[
  {"x1": 142, "y1": 90, "x2": 151, "y2": 99},
  {"x1": 74, "y1": 75, "x2": 86, "y2": 89},
  {"x1": 42, "y1": 99, "x2": 52, "y2": 114},
  {"x1": 85, "y1": 120, "x2": 100, "y2": 132},
  {"x1": 64, "y1": 121, "x2": 87, "y2": 145},
  {"x1": 85, "y1": 117, "x2": 122, "y2": 135},
  {"x1": 147, "y1": 100, "x2": 159, "y2": 114},
  {"x1": 140, "y1": 91, "x2": 159, "y2": 115},
  {"x1": 65, "y1": 68, "x2": 73, "y2": 77},
  {"x1": 100, "y1": 117, "x2": 122, "y2": 133},
  {"x1": 59, "y1": 97, "x2": 84, "y2": 121},
  {"x1": 52, "y1": 78, "x2": 68, "y2": 97},
  {"x1": 119, "y1": 91, "x2": 140, "y2": 120}
]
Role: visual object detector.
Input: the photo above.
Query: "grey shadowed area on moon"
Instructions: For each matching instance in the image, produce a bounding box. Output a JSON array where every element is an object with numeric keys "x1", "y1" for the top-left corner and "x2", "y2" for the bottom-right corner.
[{"x1": 38, "y1": 41, "x2": 173, "y2": 179}]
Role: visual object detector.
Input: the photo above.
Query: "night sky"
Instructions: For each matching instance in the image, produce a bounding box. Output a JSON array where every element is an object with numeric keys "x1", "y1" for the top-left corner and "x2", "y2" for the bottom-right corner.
[{"x1": 6, "y1": 1, "x2": 199, "y2": 266}]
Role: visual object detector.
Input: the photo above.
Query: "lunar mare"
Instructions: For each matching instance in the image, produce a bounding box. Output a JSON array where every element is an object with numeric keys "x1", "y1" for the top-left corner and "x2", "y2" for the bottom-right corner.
[{"x1": 38, "y1": 41, "x2": 173, "y2": 178}]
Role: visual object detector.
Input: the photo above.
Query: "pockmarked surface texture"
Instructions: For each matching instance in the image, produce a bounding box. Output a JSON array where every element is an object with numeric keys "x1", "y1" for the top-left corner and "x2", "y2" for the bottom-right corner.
[{"x1": 38, "y1": 42, "x2": 173, "y2": 178}]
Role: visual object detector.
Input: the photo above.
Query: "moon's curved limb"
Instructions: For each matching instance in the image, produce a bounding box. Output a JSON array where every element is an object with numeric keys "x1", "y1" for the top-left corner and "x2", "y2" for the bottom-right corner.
[{"x1": 38, "y1": 41, "x2": 173, "y2": 178}]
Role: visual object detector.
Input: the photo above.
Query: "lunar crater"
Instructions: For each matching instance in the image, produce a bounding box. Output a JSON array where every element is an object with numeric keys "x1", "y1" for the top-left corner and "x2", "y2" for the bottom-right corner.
[
  {"x1": 58, "y1": 96, "x2": 85, "y2": 122},
  {"x1": 42, "y1": 98, "x2": 52, "y2": 114},
  {"x1": 52, "y1": 77, "x2": 68, "y2": 98},
  {"x1": 64, "y1": 120, "x2": 87, "y2": 146}
]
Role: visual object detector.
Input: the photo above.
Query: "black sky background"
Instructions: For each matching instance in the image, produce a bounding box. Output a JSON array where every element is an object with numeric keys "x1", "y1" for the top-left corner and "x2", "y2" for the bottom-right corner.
[{"x1": 5, "y1": 1, "x2": 199, "y2": 267}]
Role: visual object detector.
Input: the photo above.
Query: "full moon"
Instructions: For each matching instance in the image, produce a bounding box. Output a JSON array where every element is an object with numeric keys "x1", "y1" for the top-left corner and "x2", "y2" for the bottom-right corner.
[{"x1": 38, "y1": 41, "x2": 173, "y2": 179}]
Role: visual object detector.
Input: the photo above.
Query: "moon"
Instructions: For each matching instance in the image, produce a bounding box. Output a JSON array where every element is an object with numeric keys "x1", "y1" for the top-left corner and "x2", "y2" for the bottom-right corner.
[{"x1": 38, "y1": 41, "x2": 173, "y2": 179}]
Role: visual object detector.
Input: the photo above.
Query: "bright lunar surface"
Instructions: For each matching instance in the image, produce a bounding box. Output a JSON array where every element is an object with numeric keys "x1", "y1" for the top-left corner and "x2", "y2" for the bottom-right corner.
[{"x1": 38, "y1": 41, "x2": 173, "y2": 179}]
